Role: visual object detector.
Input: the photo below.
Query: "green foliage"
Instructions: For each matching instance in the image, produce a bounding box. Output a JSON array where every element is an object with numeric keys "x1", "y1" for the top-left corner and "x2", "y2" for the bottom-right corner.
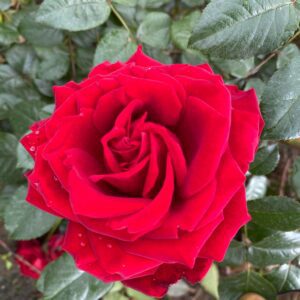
[
  {"x1": 0, "y1": 0, "x2": 300, "y2": 299},
  {"x1": 37, "y1": 254, "x2": 113, "y2": 300},
  {"x1": 4, "y1": 186, "x2": 59, "y2": 240}
]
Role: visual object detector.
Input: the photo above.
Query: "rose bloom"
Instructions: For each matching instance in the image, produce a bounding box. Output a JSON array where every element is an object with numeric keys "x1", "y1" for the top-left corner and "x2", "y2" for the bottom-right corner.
[
  {"x1": 16, "y1": 234, "x2": 64, "y2": 279},
  {"x1": 21, "y1": 47, "x2": 263, "y2": 297}
]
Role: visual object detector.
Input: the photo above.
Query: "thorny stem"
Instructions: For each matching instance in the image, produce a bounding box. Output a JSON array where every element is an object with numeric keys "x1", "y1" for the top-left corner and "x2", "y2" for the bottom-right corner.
[
  {"x1": 0, "y1": 239, "x2": 41, "y2": 276},
  {"x1": 107, "y1": 0, "x2": 136, "y2": 42}
]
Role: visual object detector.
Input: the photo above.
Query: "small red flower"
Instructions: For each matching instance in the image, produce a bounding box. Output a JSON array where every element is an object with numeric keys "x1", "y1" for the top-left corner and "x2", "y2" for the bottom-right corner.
[
  {"x1": 21, "y1": 47, "x2": 264, "y2": 296},
  {"x1": 16, "y1": 235, "x2": 64, "y2": 279}
]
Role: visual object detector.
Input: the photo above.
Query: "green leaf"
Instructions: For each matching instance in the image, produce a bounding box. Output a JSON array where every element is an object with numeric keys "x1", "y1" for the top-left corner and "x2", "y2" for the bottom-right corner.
[
  {"x1": 182, "y1": 0, "x2": 206, "y2": 7},
  {"x1": 34, "y1": 79, "x2": 53, "y2": 97},
  {"x1": 0, "y1": 185, "x2": 17, "y2": 219},
  {"x1": 250, "y1": 144, "x2": 280, "y2": 175},
  {"x1": 219, "y1": 271, "x2": 276, "y2": 300},
  {"x1": 244, "y1": 78, "x2": 266, "y2": 99},
  {"x1": 261, "y1": 56, "x2": 300, "y2": 140},
  {"x1": 211, "y1": 57, "x2": 254, "y2": 79},
  {"x1": 277, "y1": 44, "x2": 300, "y2": 69},
  {"x1": 16, "y1": 139, "x2": 34, "y2": 170},
  {"x1": 137, "y1": 12, "x2": 171, "y2": 49},
  {"x1": 0, "y1": 133, "x2": 21, "y2": 183},
  {"x1": 37, "y1": 253, "x2": 113, "y2": 300},
  {"x1": 167, "y1": 280, "x2": 190, "y2": 298},
  {"x1": 265, "y1": 264, "x2": 300, "y2": 293},
  {"x1": 71, "y1": 27, "x2": 100, "y2": 48},
  {"x1": 0, "y1": 24, "x2": 19, "y2": 46},
  {"x1": 222, "y1": 240, "x2": 247, "y2": 267},
  {"x1": 0, "y1": 0, "x2": 11, "y2": 11},
  {"x1": 143, "y1": 45, "x2": 172, "y2": 64},
  {"x1": 19, "y1": 12, "x2": 64, "y2": 47},
  {"x1": 4, "y1": 186, "x2": 59, "y2": 240},
  {"x1": 112, "y1": 0, "x2": 137, "y2": 5},
  {"x1": 36, "y1": 0, "x2": 111, "y2": 31},
  {"x1": 292, "y1": 157, "x2": 300, "y2": 198},
  {"x1": 189, "y1": 0, "x2": 299, "y2": 59},
  {"x1": 139, "y1": 0, "x2": 171, "y2": 8},
  {"x1": 171, "y1": 11, "x2": 200, "y2": 50},
  {"x1": 201, "y1": 264, "x2": 219, "y2": 299},
  {"x1": 94, "y1": 28, "x2": 137, "y2": 65},
  {"x1": 36, "y1": 46, "x2": 70, "y2": 81},
  {"x1": 0, "y1": 93, "x2": 22, "y2": 119},
  {"x1": 0, "y1": 64, "x2": 26, "y2": 90},
  {"x1": 248, "y1": 231, "x2": 300, "y2": 267},
  {"x1": 248, "y1": 196, "x2": 300, "y2": 231},
  {"x1": 126, "y1": 288, "x2": 154, "y2": 300},
  {"x1": 8, "y1": 100, "x2": 45, "y2": 136},
  {"x1": 246, "y1": 175, "x2": 268, "y2": 201},
  {"x1": 6, "y1": 44, "x2": 38, "y2": 77},
  {"x1": 181, "y1": 49, "x2": 207, "y2": 65}
]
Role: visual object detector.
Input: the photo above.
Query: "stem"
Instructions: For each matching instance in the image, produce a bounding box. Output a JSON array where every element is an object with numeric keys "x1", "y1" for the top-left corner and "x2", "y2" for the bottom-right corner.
[
  {"x1": 45, "y1": 218, "x2": 62, "y2": 243},
  {"x1": 108, "y1": 1, "x2": 135, "y2": 42},
  {"x1": 67, "y1": 37, "x2": 76, "y2": 80},
  {"x1": 0, "y1": 239, "x2": 41, "y2": 276},
  {"x1": 246, "y1": 52, "x2": 277, "y2": 78}
]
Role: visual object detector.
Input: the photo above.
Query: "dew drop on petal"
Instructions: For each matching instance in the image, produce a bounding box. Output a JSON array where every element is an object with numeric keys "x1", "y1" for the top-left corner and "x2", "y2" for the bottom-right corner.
[
  {"x1": 107, "y1": 244, "x2": 112, "y2": 248},
  {"x1": 78, "y1": 233, "x2": 83, "y2": 238},
  {"x1": 80, "y1": 242, "x2": 86, "y2": 247},
  {"x1": 29, "y1": 146, "x2": 36, "y2": 152},
  {"x1": 35, "y1": 130, "x2": 40, "y2": 135}
]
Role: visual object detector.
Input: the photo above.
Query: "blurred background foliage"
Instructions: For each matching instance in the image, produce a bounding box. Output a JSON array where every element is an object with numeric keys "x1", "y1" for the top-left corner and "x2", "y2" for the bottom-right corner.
[{"x1": 0, "y1": 0, "x2": 300, "y2": 299}]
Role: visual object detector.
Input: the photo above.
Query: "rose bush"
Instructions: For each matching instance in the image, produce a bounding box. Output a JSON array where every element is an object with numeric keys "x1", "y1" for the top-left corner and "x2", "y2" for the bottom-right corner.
[{"x1": 21, "y1": 47, "x2": 263, "y2": 297}]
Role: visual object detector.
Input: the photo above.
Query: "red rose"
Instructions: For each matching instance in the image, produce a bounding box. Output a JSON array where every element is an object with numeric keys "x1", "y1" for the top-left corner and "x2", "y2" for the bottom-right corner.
[
  {"x1": 21, "y1": 47, "x2": 263, "y2": 297},
  {"x1": 16, "y1": 240, "x2": 48, "y2": 279},
  {"x1": 16, "y1": 235, "x2": 64, "y2": 279}
]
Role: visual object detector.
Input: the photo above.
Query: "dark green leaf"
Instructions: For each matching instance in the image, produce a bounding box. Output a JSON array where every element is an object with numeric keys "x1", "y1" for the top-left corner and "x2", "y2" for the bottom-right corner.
[
  {"x1": 248, "y1": 196, "x2": 300, "y2": 231},
  {"x1": 222, "y1": 240, "x2": 247, "y2": 267},
  {"x1": 219, "y1": 271, "x2": 277, "y2": 300},
  {"x1": 246, "y1": 176, "x2": 268, "y2": 201},
  {"x1": 292, "y1": 157, "x2": 300, "y2": 198},
  {"x1": 8, "y1": 100, "x2": 45, "y2": 135},
  {"x1": 19, "y1": 12, "x2": 64, "y2": 47},
  {"x1": 277, "y1": 44, "x2": 300, "y2": 69},
  {"x1": 171, "y1": 11, "x2": 200, "y2": 50},
  {"x1": 189, "y1": 0, "x2": 299, "y2": 59},
  {"x1": 6, "y1": 44, "x2": 38, "y2": 77},
  {"x1": 36, "y1": 46, "x2": 70, "y2": 81},
  {"x1": 245, "y1": 78, "x2": 266, "y2": 99},
  {"x1": 4, "y1": 186, "x2": 59, "y2": 240},
  {"x1": 248, "y1": 231, "x2": 300, "y2": 267},
  {"x1": 137, "y1": 12, "x2": 171, "y2": 49},
  {"x1": 34, "y1": 79, "x2": 53, "y2": 97},
  {"x1": 16, "y1": 139, "x2": 34, "y2": 170},
  {"x1": 181, "y1": 49, "x2": 207, "y2": 65},
  {"x1": 36, "y1": 0, "x2": 111, "y2": 31},
  {"x1": 265, "y1": 264, "x2": 300, "y2": 293},
  {"x1": 143, "y1": 45, "x2": 172, "y2": 64},
  {"x1": 0, "y1": 185, "x2": 16, "y2": 219},
  {"x1": 261, "y1": 56, "x2": 300, "y2": 140},
  {"x1": 94, "y1": 28, "x2": 137, "y2": 65},
  {"x1": 0, "y1": 64, "x2": 26, "y2": 90},
  {"x1": 0, "y1": 24, "x2": 19, "y2": 46},
  {"x1": 139, "y1": 0, "x2": 171, "y2": 8},
  {"x1": 0, "y1": 133, "x2": 20, "y2": 183},
  {"x1": 250, "y1": 144, "x2": 280, "y2": 175},
  {"x1": 71, "y1": 27, "x2": 100, "y2": 48},
  {"x1": 0, "y1": 93, "x2": 22, "y2": 119},
  {"x1": 211, "y1": 57, "x2": 254, "y2": 79},
  {"x1": 37, "y1": 254, "x2": 113, "y2": 300}
]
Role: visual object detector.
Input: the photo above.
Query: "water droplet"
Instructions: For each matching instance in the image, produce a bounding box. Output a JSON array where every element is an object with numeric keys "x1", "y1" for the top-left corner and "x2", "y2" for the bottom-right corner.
[
  {"x1": 122, "y1": 264, "x2": 126, "y2": 268},
  {"x1": 79, "y1": 112, "x2": 84, "y2": 117},
  {"x1": 98, "y1": 236, "x2": 102, "y2": 240},
  {"x1": 78, "y1": 233, "x2": 83, "y2": 238},
  {"x1": 80, "y1": 242, "x2": 86, "y2": 247},
  {"x1": 53, "y1": 176, "x2": 58, "y2": 181},
  {"x1": 35, "y1": 130, "x2": 40, "y2": 135},
  {"x1": 152, "y1": 278, "x2": 156, "y2": 281},
  {"x1": 107, "y1": 244, "x2": 112, "y2": 248},
  {"x1": 29, "y1": 146, "x2": 36, "y2": 152}
]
